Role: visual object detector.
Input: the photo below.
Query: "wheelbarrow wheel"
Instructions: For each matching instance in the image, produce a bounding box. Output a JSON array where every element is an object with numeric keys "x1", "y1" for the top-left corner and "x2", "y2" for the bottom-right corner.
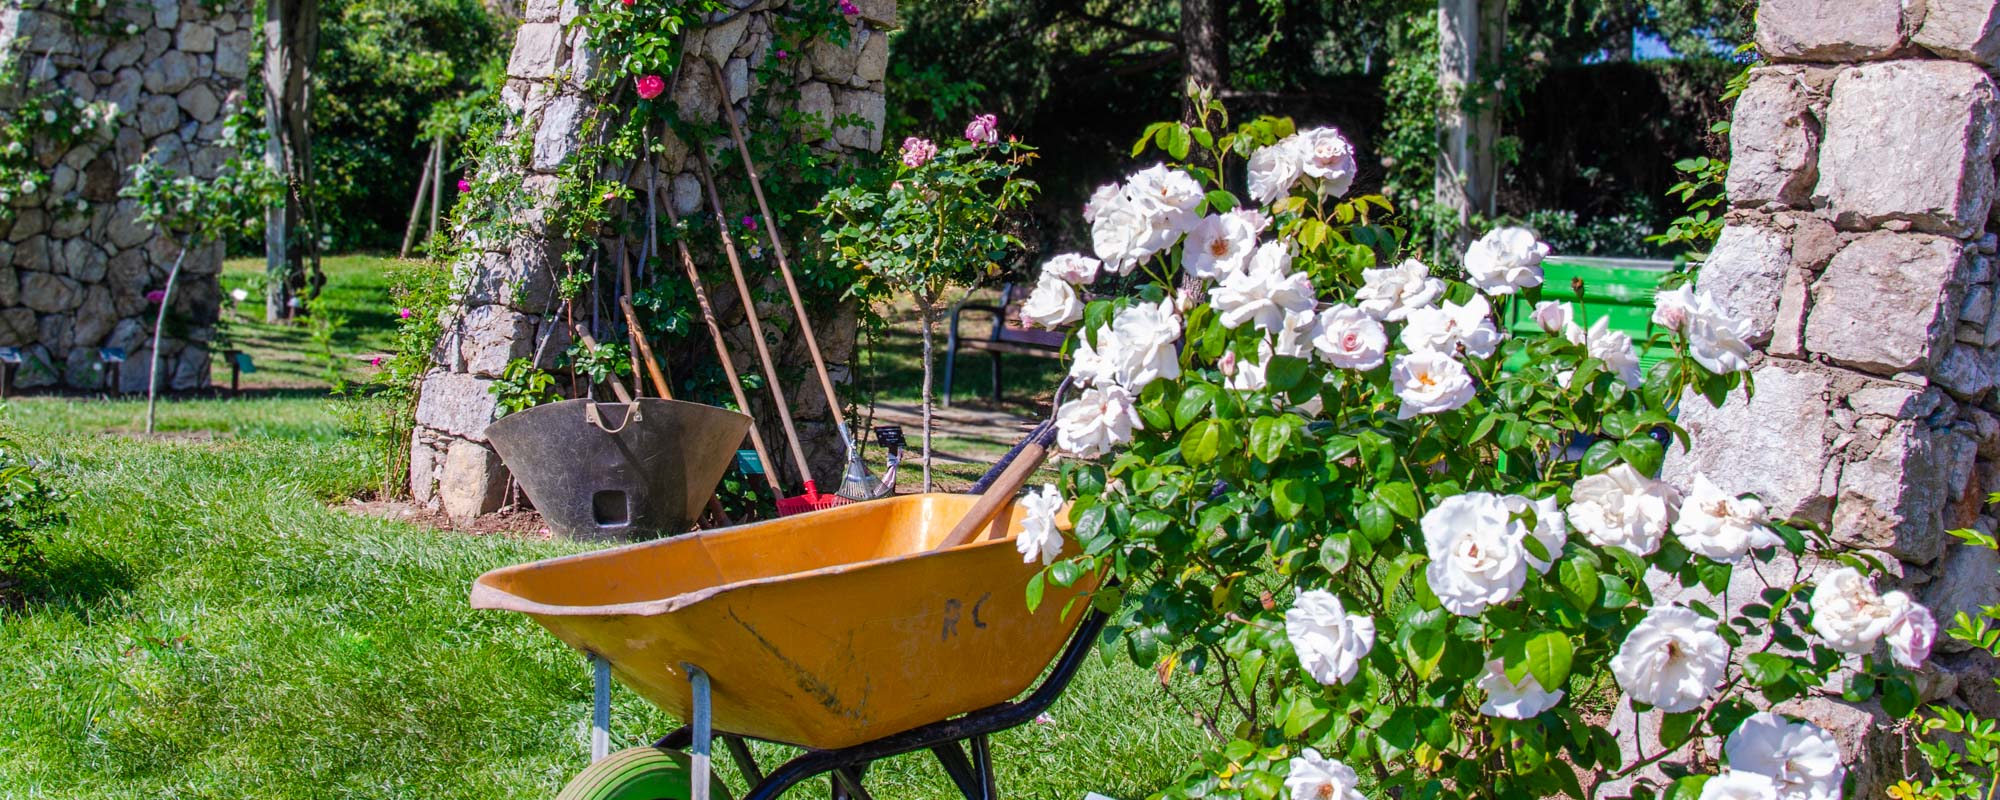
[{"x1": 556, "y1": 747, "x2": 733, "y2": 800}]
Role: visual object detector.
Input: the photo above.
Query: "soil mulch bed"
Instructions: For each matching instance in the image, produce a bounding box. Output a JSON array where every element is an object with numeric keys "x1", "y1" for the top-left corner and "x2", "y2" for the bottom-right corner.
[{"x1": 340, "y1": 498, "x2": 553, "y2": 539}]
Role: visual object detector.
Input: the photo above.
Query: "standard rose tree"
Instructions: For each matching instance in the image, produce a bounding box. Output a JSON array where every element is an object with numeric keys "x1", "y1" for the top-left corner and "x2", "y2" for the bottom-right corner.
[{"x1": 1007, "y1": 97, "x2": 1937, "y2": 800}]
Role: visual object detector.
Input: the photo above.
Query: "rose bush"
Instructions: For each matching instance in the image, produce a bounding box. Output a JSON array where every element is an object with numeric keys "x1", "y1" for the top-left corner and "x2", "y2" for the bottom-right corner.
[{"x1": 1012, "y1": 96, "x2": 1937, "y2": 800}]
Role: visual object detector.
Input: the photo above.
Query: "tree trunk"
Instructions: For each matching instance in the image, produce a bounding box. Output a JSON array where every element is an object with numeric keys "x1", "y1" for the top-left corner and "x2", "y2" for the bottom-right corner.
[
  {"x1": 1180, "y1": 0, "x2": 1226, "y2": 123},
  {"x1": 1435, "y1": 0, "x2": 1506, "y2": 253},
  {"x1": 919, "y1": 301, "x2": 935, "y2": 493},
  {"x1": 146, "y1": 246, "x2": 192, "y2": 434},
  {"x1": 263, "y1": 0, "x2": 322, "y2": 318}
]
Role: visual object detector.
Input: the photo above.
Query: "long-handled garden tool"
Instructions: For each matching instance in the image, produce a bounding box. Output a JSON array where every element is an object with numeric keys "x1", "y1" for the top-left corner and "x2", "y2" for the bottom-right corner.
[
  {"x1": 705, "y1": 58, "x2": 885, "y2": 502},
  {"x1": 656, "y1": 143, "x2": 786, "y2": 504},
  {"x1": 691, "y1": 145, "x2": 846, "y2": 516}
]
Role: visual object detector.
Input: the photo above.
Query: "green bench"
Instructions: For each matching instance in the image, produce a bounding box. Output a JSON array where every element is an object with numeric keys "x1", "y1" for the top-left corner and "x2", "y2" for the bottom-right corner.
[{"x1": 1499, "y1": 256, "x2": 1676, "y2": 372}]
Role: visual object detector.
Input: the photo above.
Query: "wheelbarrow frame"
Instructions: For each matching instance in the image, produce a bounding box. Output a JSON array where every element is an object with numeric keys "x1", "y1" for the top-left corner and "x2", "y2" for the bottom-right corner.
[{"x1": 640, "y1": 608, "x2": 1108, "y2": 800}]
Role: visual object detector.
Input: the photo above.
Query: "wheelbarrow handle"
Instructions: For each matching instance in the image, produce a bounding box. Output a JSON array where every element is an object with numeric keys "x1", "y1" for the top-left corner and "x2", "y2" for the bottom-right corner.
[{"x1": 935, "y1": 422, "x2": 1059, "y2": 550}]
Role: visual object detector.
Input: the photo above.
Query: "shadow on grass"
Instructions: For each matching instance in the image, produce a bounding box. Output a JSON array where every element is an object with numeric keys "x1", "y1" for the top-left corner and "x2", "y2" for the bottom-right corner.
[
  {"x1": 858, "y1": 324, "x2": 1068, "y2": 417},
  {"x1": 15, "y1": 547, "x2": 136, "y2": 615}
]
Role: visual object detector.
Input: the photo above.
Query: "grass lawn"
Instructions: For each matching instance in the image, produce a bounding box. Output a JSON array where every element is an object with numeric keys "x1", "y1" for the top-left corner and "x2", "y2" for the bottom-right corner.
[
  {"x1": 216, "y1": 255, "x2": 411, "y2": 389},
  {"x1": 0, "y1": 395, "x2": 1208, "y2": 798}
]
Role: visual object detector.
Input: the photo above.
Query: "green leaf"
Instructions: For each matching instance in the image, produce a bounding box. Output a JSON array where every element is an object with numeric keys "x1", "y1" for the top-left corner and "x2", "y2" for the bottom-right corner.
[
  {"x1": 1183, "y1": 420, "x2": 1221, "y2": 465},
  {"x1": 1320, "y1": 532, "x2": 1355, "y2": 575},
  {"x1": 1659, "y1": 712, "x2": 1699, "y2": 750},
  {"x1": 1743, "y1": 653, "x2": 1792, "y2": 687},
  {"x1": 1557, "y1": 558, "x2": 1600, "y2": 607},
  {"x1": 1882, "y1": 677, "x2": 1918, "y2": 719},
  {"x1": 1274, "y1": 478, "x2": 1307, "y2": 521},
  {"x1": 1503, "y1": 631, "x2": 1574, "y2": 690},
  {"x1": 1025, "y1": 571, "x2": 1046, "y2": 612},
  {"x1": 1281, "y1": 696, "x2": 1329, "y2": 738},
  {"x1": 1250, "y1": 416, "x2": 1292, "y2": 463},
  {"x1": 1266, "y1": 356, "x2": 1311, "y2": 393},
  {"x1": 1204, "y1": 190, "x2": 1237, "y2": 213},
  {"x1": 1581, "y1": 439, "x2": 1621, "y2": 474},
  {"x1": 1357, "y1": 500, "x2": 1394, "y2": 543},
  {"x1": 1619, "y1": 436, "x2": 1665, "y2": 476},
  {"x1": 1374, "y1": 482, "x2": 1421, "y2": 520},
  {"x1": 1174, "y1": 383, "x2": 1220, "y2": 430}
]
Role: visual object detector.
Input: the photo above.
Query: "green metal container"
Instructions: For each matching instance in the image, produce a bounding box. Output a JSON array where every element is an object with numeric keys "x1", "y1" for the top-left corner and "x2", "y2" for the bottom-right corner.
[{"x1": 1500, "y1": 256, "x2": 1676, "y2": 373}]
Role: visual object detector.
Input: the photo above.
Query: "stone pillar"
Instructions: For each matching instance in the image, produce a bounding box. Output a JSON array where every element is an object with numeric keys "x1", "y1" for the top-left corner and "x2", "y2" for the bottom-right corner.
[
  {"x1": 1662, "y1": 0, "x2": 2000, "y2": 792},
  {"x1": 408, "y1": 0, "x2": 892, "y2": 522},
  {"x1": 0, "y1": 0, "x2": 251, "y2": 391}
]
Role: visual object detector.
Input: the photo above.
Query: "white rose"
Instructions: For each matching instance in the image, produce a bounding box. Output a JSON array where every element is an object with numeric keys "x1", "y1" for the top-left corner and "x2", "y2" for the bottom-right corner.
[
  {"x1": 1399, "y1": 295, "x2": 1504, "y2": 360},
  {"x1": 1423, "y1": 492, "x2": 1530, "y2": 616},
  {"x1": 1247, "y1": 138, "x2": 1306, "y2": 206},
  {"x1": 1015, "y1": 484, "x2": 1066, "y2": 565},
  {"x1": 1295, "y1": 127, "x2": 1358, "y2": 198},
  {"x1": 1082, "y1": 182, "x2": 1121, "y2": 224},
  {"x1": 1183, "y1": 209, "x2": 1266, "y2": 280},
  {"x1": 1883, "y1": 594, "x2": 1937, "y2": 669},
  {"x1": 1272, "y1": 308, "x2": 1319, "y2": 359},
  {"x1": 1021, "y1": 271, "x2": 1083, "y2": 329},
  {"x1": 1356, "y1": 259, "x2": 1443, "y2": 321},
  {"x1": 1504, "y1": 494, "x2": 1567, "y2": 573},
  {"x1": 1227, "y1": 340, "x2": 1271, "y2": 392},
  {"x1": 1089, "y1": 194, "x2": 1159, "y2": 275},
  {"x1": 1567, "y1": 464, "x2": 1679, "y2": 556},
  {"x1": 1724, "y1": 713, "x2": 1844, "y2": 800},
  {"x1": 1391, "y1": 350, "x2": 1475, "y2": 419},
  {"x1": 1103, "y1": 298, "x2": 1183, "y2": 389},
  {"x1": 1055, "y1": 384, "x2": 1142, "y2": 458},
  {"x1": 1532, "y1": 301, "x2": 1586, "y2": 344},
  {"x1": 1123, "y1": 163, "x2": 1204, "y2": 230},
  {"x1": 1067, "y1": 327, "x2": 1118, "y2": 386},
  {"x1": 230, "y1": 288, "x2": 249, "y2": 303},
  {"x1": 1653, "y1": 285, "x2": 1699, "y2": 333},
  {"x1": 1585, "y1": 317, "x2": 1644, "y2": 386},
  {"x1": 1284, "y1": 589, "x2": 1376, "y2": 685},
  {"x1": 1699, "y1": 771, "x2": 1782, "y2": 800},
  {"x1": 1611, "y1": 605, "x2": 1728, "y2": 713},
  {"x1": 1809, "y1": 567, "x2": 1899, "y2": 655},
  {"x1": 1284, "y1": 749, "x2": 1365, "y2": 800},
  {"x1": 1464, "y1": 227, "x2": 1550, "y2": 296},
  {"x1": 1476, "y1": 658, "x2": 1565, "y2": 719},
  {"x1": 41, "y1": 109, "x2": 56, "y2": 124},
  {"x1": 1042, "y1": 253, "x2": 1102, "y2": 284},
  {"x1": 1212, "y1": 243, "x2": 1316, "y2": 333},
  {"x1": 1674, "y1": 474, "x2": 1781, "y2": 563},
  {"x1": 1311, "y1": 304, "x2": 1386, "y2": 370},
  {"x1": 1688, "y1": 302, "x2": 1755, "y2": 375}
]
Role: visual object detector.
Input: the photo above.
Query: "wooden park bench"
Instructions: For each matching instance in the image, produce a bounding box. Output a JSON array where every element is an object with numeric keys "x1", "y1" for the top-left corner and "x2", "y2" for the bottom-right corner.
[{"x1": 942, "y1": 284, "x2": 1068, "y2": 406}]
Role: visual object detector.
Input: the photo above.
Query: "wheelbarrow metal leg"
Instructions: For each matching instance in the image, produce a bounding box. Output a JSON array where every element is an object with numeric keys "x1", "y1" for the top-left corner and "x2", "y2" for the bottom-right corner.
[
  {"x1": 723, "y1": 735, "x2": 764, "y2": 786},
  {"x1": 971, "y1": 735, "x2": 996, "y2": 797},
  {"x1": 591, "y1": 653, "x2": 612, "y2": 762},
  {"x1": 930, "y1": 740, "x2": 993, "y2": 800},
  {"x1": 686, "y1": 664, "x2": 714, "y2": 800},
  {"x1": 832, "y1": 766, "x2": 874, "y2": 800}
]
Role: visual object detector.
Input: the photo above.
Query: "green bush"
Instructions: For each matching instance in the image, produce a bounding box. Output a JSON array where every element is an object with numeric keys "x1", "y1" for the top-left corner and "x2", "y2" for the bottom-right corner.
[{"x1": 0, "y1": 414, "x2": 64, "y2": 600}]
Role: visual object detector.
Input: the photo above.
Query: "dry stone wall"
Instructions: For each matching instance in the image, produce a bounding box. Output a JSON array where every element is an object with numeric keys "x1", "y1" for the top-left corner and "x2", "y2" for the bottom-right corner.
[
  {"x1": 0, "y1": 0, "x2": 251, "y2": 391},
  {"x1": 408, "y1": 0, "x2": 890, "y2": 522},
  {"x1": 1659, "y1": 0, "x2": 2000, "y2": 792}
]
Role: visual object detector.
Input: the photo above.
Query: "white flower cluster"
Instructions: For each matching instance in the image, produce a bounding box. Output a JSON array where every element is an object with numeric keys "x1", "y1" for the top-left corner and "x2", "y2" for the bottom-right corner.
[
  {"x1": 1654, "y1": 285, "x2": 1756, "y2": 375},
  {"x1": 1809, "y1": 567, "x2": 1936, "y2": 669}
]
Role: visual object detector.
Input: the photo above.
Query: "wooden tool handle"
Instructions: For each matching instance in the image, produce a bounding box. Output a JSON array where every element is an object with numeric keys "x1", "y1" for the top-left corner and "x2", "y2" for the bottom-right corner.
[
  {"x1": 572, "y1": 324, "x2": 635, "y2": 406},
  {"x1": 620, "y1": 297, "x2": 673, "y2": 400},
  {"x1": 936, "y1": 439, "x2": 1053, "y2": 550}
]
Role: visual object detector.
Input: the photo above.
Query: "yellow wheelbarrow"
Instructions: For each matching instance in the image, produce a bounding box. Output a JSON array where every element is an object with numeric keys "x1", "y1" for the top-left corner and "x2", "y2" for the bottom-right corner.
[{"x1": 473, "y1": 424, "x2": 1102, "y2": 800}]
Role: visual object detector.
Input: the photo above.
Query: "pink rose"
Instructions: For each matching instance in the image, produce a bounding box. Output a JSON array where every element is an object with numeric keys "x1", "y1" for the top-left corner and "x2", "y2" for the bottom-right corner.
[
  {"x1": 456, "y1": 178, "x2": 471, "y2": 192},
  {"x1": 635, "y1": 74, "x2": 666, "y2": 100},
  {"x1": 370, "y1": 356, "x2": 383, "y2": 367},
  {"x1": 899, "y1": 137, "x2": 936, "y2": 169},
  {"x1": 964, "y1": 113, "x2": 998, "y2": 145},
  {"x1": 398, "y1": 308, "x2": 413, "y2": 319},
  {"x1": 145, "y1": 290, "x2": 166, "y2": 304},
  {"x1": 836, "y1": 0, "x2": 858, "y2": 14},
  {"x1": 776, "y1": 50, "x2": 788, "y2": 60}
]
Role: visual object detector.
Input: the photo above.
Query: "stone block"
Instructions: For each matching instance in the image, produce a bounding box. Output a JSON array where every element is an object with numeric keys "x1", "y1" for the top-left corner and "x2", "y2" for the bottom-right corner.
[
  {"x1": 19, "y1": 271, "x2": 81, "y2": 313},
  {"x1": 141, "y1": 49, "x2": 196, "y2": 94},
  {"x1": 672, "y1": 61, "x2": 721, "y2": 124},
  {"x1": 8, "y1": 209, "x2": 46, "y2": 243},
  {"x1": 1756, "y1": 0, "x2": 1913, "y2": 62},
  {"x1": 214, "y1": 31, "x2": 250, "y2": 80},
  {"x1": 832, "y1": 87, "x2": 884, "y2": 151},
  {"x1": 0, "y1": 309, "x2": 34, "y2": 348},
  {"x1": 1936, "y1": 343, "x2": 1998, "y2": 401},
  {"x1": 1698, "y1": 223, "x2": 1790, "y2": 345},
  {"x1": 136, "y1": 94, "x2": 179, "y2": 137},
  {"x1": 410, "y1": 430, "x2": 439, "y2": 506},
  {"x1": 452, "y1": 304, "x2": 535, "y2": 378},
  {"x1": 1805, "y1": 232, "x2": 1965, "y2": 375},
  {"x1": 530, "y1": 94, "x2": 588, "y2": 171},
  {"x1": 439, "y1": 439, "x2": 508, "y2": 522},
  {"x1": 724, "y1": 57, "x2": 749, "y2": 104},
  {"x1": 810, "y1": 36, "x2": 856, "y2": 81},
  {"x1": 1832, "y1": 420, "x2": 1967, "y2": 563},
  {"x1": 414, "y1": 369, "x2": 500, "y2": 441},
  {"x1": 1917, "y1": 0, "x2": 2000, "y2": 65},
  {"x1": 1666, "y1": 362, "x2": 1833, "y2": 522},
  {"x1": 0, "y1": 266, "x2": 14, "y2": 308},
  {"x1": 702, "y1": 12, "x2": 748, "y2": 60},
  {"x1": 176, "y1": 84, "x2": 219, "y2": 123},
  {"x1": 671, "y1": 173, "x2": 701, "y2": 216},
  {"x1": 507, "y1": 23, "x2": 564, "y2": 80},
  {"x1": 795, "y1": 80, "x2": 834, "y2": 138},
  {"x1": 1817, "y1": 61, "x2": 2000, "y2": 238},
  {"x1": 853, "y1": 0, "x2": 897, "y2": 28},
  {"x1": 855, "y1": 28, "x2": 889, "y2": 83}
]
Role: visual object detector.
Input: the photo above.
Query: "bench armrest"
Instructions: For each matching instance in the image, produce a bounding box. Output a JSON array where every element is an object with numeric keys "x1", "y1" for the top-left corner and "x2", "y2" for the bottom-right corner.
[{"x1": 947, "y1": 303, "x2": 1006, "y2": 343}]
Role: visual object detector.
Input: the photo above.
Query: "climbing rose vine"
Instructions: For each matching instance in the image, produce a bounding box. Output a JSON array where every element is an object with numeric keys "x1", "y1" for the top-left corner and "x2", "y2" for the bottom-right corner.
[{"x1": 1013, "y1": 96, "x2": 1937, "y2": 800}]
